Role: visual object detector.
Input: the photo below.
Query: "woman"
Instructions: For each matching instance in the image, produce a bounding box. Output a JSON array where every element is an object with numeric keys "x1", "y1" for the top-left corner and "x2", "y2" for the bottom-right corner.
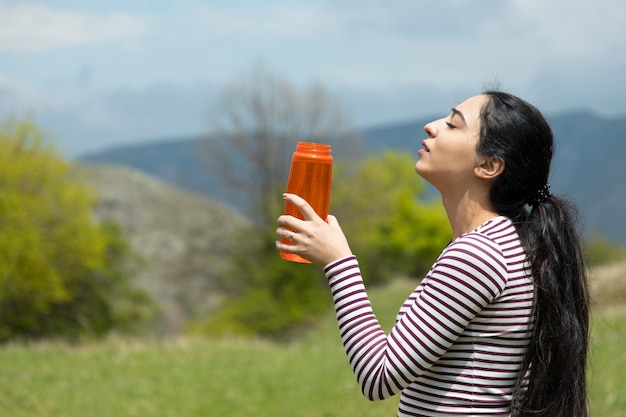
[{"x1": 275, "y1": 91, "x2": 590, "y2": 417}]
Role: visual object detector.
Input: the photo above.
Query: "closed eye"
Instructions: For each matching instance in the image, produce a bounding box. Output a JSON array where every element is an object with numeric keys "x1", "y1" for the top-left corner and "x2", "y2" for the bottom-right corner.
[{"x1": 446, "y1": 122, "x2": 457, "y2": 129}]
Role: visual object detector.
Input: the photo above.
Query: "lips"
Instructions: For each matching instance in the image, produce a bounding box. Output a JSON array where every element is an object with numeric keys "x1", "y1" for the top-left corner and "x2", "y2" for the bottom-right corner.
[{"x1": 421, "y1": 140, "x2": 430, "y2": 152}]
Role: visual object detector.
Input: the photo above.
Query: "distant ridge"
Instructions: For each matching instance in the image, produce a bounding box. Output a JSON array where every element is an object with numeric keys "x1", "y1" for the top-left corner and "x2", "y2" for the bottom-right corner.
[{"x1": 80, "y1": 111, "x2": 626, "y2": 244}]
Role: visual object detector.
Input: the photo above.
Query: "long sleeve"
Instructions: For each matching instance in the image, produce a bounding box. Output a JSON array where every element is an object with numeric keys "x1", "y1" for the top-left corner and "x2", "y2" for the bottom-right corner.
[{"x1": 324, "y1": 232, "x2": 509, "y2": 402}]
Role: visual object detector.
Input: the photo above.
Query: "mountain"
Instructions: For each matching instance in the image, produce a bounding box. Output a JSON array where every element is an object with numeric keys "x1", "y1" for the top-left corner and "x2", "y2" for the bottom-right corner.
[
  {"x1": 74, "y1": 163, "x2": 251, "y2": 334},
  {"x1": 80, "y1": 111, "x2": 626, "y2": 243}
]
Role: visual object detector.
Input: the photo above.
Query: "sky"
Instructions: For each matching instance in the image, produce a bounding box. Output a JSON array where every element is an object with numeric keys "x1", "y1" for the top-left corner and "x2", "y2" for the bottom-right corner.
[{"x1": 1, "y1": 0, "x2": 625, "y2": 157}]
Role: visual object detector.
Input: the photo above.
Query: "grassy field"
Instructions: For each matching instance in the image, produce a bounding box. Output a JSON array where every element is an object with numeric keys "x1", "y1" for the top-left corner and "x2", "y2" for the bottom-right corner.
[{"x1": 1, "y1": 264, "x2": 625, "y2": 417}]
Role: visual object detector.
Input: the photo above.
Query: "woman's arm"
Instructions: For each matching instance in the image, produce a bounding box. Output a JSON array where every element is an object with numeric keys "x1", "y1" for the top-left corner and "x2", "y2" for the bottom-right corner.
[{"x1": 325, "y1": 234, "x2": 507, "y2": 401}]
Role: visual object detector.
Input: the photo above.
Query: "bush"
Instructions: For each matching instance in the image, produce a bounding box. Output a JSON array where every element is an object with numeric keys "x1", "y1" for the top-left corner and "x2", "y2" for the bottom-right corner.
[
  {"x1": 331, "y1": 152, "x2": 450, "y2": 284},
  {"x1": 585, "y1": 234, "x2": 626, "y2": 266},
  {"x1": 189, "y1": 241, "x2": 330, "y2": 341},
  {"x1": 0, "y1": 118, "x2": 156, "y2": 341}
]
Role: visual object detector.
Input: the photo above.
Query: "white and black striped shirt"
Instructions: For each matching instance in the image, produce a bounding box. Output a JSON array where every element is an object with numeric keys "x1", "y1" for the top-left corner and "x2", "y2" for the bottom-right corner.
[{"x1": 324, "y1": 216, "x2": 533, "y2": 416}]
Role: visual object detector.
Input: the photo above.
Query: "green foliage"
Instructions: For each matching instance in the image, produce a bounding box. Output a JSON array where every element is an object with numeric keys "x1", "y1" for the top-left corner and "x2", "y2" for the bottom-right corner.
[
  {"x1": 0, "y1": 118, "x2": 155, "y2": 341},
  {"x1": 585, "y1": 234, "x2": 626, "y2": 266},
  {"x1": 189, "y1": 228, "x2": 330, "y2": 341},
  {"x1": 332, "y1": 151, "x2": 450, "y2": 284},
  {"x1": 43, "y1": 222, "x2": 157, "y2": 338}
]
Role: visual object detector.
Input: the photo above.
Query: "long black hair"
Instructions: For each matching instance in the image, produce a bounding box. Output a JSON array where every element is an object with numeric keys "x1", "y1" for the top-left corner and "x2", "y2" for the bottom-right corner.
[{"x1": 478, "y1": 91, "x2": 590, "y2": 417}]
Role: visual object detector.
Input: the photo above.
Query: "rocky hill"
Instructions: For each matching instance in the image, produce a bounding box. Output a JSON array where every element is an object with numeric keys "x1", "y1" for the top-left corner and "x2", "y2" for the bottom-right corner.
[{"x1": 74, "y1": 163, "x2": 252, "y2": 335}]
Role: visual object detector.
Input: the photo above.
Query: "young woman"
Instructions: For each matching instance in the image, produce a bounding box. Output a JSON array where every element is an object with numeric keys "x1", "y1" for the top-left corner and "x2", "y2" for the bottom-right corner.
[{"x1": 276, "y1": 91, "x2": 590, "y2": 417}]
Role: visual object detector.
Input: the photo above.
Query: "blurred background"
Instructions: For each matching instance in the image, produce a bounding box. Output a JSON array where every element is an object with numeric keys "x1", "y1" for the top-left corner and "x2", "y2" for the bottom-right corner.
[{"x1": 1, "y1": 1, "x2": 625, "y2": 415}]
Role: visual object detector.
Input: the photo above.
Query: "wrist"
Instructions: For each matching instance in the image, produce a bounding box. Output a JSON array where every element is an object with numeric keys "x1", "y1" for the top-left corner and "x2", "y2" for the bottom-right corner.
[{"x1": 323, "y1": 255, "x2": 357, "y2": 273}]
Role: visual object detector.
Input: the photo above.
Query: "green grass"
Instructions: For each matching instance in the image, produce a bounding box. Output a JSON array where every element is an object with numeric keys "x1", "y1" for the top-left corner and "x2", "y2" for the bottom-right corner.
[
  {"x1": 0, "y1": 278, "x2": 624, "y2": 417},
  {"x1": 589, "y1": 307, "x2": 626, "y2": 415}
]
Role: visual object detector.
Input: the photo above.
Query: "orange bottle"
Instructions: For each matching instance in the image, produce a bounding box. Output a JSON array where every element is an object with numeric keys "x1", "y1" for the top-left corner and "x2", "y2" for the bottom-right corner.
[{"x1": 280, "y1": 142, "x2": 333, "y2": 263}]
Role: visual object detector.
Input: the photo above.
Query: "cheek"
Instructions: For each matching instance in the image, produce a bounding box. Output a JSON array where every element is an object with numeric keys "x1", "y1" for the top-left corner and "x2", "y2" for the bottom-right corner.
[
  {"x1": 439, "y1": 140, "x2": 468, "y2": 159},
  {"x1": 453, "y1": 137, "x2": 480, "y2": 159},
  {"x1": 440, "y1": 143, "x2": 480, "y2": 171}
]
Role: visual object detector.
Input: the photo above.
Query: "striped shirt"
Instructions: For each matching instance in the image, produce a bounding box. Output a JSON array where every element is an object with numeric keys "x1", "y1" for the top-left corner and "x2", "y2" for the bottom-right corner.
[{"x1": 324, "y1": 216, "x2": 534, "y2": 417}]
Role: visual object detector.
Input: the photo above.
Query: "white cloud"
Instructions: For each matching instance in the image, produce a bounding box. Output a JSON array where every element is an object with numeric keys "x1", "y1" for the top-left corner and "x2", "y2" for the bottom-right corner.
[
  {"x1": 0, "y1": 3, "x2": 148, "y2": 52},
  {"x1": 511, "y1": 0, "x2": 626, "y2": 54}
]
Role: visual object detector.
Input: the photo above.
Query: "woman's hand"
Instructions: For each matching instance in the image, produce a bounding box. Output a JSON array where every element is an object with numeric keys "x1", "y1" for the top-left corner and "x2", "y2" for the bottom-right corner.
[{"x1": 275, "y1": 193, "x2": 353, "y2": 266}]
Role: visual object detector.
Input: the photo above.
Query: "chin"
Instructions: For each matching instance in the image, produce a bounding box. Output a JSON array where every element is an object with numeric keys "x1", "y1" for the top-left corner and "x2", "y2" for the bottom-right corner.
[
  {"x1": 415, "y1": 161, "x2": 426, "y2": 177},
  {"x1": 415, "y1": 163, "x2": 435, "y2": 187}
]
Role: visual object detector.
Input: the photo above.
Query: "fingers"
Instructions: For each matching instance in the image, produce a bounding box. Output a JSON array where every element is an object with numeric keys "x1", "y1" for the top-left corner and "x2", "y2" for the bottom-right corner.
[
  {"x1": 276, "y1": 194, "x2": 353, "y2": 265},
  {"x1": 276, "y1": 227, "x2": 296, "y2": 242},
  {"x1": 277, "y1": 193, "x2": 323, "y2": 230},
  {"x1": 277, "y1": 214, "x2": 304, "y2": 232},
  {"x1": 275, "y1": 208, "x2": 352, "y2": 265},
  {"x1": 282, "y1": 193, "x2": 321, "y2": 221}
]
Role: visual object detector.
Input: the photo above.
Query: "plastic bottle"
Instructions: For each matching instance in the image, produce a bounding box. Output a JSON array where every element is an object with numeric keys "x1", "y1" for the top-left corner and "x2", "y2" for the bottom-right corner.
[{"x1": 280, "y1": 142, "x2": 333, "y2": 263}]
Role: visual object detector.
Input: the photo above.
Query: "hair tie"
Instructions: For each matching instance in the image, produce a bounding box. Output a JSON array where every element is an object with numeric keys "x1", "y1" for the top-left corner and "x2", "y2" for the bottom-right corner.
[{"x1": 529, "y1": 183, "x2": 551, "y2": 206}]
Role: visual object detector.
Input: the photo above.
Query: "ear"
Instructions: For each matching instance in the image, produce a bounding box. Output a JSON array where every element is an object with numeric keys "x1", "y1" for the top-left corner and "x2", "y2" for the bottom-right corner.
[{"x1": 475, "y1": 156, "x2": 504, "y2": 180}]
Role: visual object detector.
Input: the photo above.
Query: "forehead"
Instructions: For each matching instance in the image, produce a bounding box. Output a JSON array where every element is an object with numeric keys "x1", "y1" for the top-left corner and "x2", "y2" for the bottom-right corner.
[{"x1": 455, "y1": 95, "x2": 488, "y2": 127}]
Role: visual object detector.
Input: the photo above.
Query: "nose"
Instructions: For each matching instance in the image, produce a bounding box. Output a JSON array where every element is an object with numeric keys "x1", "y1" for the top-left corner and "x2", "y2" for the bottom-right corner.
[{"x1": 424, "y1": 122, "x2": 437, "y2": 138}]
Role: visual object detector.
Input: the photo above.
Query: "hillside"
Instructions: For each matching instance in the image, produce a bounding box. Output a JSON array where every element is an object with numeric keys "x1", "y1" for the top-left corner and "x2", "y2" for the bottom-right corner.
[
  {"x1": 80, "y1": 111, "x2": 626, "y2": 243},
  {"x1": 74, "y1": 163, "x2": 252, "y2": 334}
]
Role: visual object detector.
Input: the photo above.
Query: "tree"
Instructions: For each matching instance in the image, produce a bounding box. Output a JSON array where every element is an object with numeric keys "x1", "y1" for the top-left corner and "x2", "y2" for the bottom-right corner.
[
  {"x1": 0, "y1": 117, "x2": 154, "y2": 341},
  {"x1": 200, "y1": 64, "x2": 360, "y2": 230},
  {"x1": 331, "y1": 151, "x2": 451, "y2": 284},
  {"x1": 192, "y1": 66, "x2": 360, "y2": 340}
]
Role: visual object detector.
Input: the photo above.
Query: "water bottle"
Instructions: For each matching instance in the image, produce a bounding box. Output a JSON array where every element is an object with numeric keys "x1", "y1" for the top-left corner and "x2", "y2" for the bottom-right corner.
[{"x1": 280, "y1": 142, "x2": 333, "y2": 263}]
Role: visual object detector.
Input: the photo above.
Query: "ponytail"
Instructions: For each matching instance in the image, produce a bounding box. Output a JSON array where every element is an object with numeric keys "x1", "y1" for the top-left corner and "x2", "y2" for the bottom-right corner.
[{"x1": 511, "y1": 196, "x2": 590, "y2": 417}]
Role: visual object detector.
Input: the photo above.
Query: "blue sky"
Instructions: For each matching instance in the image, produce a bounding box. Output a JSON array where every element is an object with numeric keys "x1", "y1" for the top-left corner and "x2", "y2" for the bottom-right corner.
[{"x1": 1, "y1": 0, "x2": 625, "y2": 157}]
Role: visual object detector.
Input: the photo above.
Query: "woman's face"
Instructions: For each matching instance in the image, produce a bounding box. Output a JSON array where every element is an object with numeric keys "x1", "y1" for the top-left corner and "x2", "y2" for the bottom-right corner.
[{"x1": 415, "y1": 94, "x2": 488, "y2": 191}]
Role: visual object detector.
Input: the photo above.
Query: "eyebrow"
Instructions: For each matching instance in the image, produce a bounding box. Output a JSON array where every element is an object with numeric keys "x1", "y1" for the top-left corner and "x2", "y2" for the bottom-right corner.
[{"x1": 451, "y1": 107, "x2": 467, "y2": 126}]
